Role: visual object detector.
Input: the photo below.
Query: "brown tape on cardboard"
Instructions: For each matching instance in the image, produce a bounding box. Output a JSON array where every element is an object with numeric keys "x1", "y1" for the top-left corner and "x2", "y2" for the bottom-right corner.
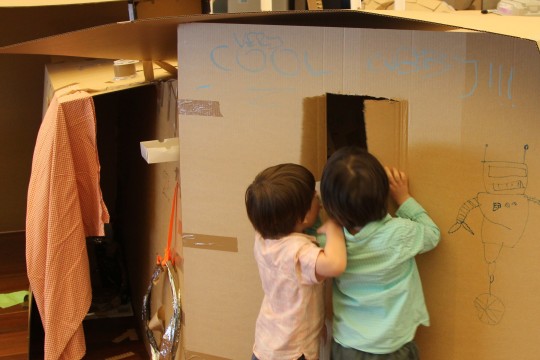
[
  {"x1": 178, "y1": 99, "x2": 223, "y2": 117},
  {"x1": 182, "y1": 233, "x2": 238, "y2": 252},
  {"x1": 185, "y1": 350, "x2": 231, "y2": 360}
]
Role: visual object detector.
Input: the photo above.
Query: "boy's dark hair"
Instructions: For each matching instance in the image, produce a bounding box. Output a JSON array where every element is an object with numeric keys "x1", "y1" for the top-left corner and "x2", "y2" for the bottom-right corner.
[
  {"x1": 321, "y1": 147, "x2": 389, "y2": 230},
  {"x1": 245, "y1": 163, "x2": 315, "y2": 239}
]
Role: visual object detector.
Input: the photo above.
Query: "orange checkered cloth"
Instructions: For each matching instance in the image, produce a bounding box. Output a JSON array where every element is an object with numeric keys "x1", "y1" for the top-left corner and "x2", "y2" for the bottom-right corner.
[{"x1": 26, "y1": 86, "x2": 109, "y2": 360}]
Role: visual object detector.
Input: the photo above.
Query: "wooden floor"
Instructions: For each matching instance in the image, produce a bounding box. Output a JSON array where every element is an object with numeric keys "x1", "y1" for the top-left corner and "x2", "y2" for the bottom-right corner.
[
  {"x1": 0, "y1": 231, "x2": 148, "y2": 360},
  {"x1": 0, "y1": 232, "x2": 30, "y2": 360}
]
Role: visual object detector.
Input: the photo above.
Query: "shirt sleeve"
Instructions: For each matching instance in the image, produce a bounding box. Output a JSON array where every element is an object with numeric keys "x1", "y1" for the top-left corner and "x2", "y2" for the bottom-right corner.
[
  {"x1": 295, "y1": 239, "x2": 323, "y2": 285},
  {"x1": 394, "y1": 197, "x2": 441, "y2": 254}
]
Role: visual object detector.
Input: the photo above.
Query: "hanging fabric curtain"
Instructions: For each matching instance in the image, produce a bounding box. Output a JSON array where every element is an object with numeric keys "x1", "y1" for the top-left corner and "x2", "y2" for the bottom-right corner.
[{"x1": 26, "y1": 85, "x2": 110, "y2": 359}]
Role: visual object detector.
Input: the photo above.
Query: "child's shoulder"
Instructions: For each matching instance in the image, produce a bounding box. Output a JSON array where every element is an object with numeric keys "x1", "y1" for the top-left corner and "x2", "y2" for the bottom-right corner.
[{"x1": 288, "y1": 232, "x2": 318, "y2": 244}]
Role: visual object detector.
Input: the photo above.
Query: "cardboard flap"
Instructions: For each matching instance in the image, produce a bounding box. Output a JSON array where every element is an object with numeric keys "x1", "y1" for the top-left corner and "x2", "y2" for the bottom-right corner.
[
  {"x1": 366, "y1": 10, "x2": 540, "y2": 46},
  {"x1": 0, "y1": 11, "x2": 537, "y2": 62},
  {"x1": 0, "y1": 17, "x2": 183, "y2": 61},
  {"x1": 0, "y1": 10, "x2": 521, "y2": 61}
]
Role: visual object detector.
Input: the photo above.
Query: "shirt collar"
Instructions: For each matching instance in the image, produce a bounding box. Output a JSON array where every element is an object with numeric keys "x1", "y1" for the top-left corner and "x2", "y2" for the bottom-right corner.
[{"x1": 344, "y1": 214, "x2": 391, "y2": 241}]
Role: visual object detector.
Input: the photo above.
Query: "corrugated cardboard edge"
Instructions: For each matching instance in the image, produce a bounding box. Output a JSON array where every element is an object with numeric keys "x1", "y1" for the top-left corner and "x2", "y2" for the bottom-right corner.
[
  {"x1": 185, "y1": 350, "x2": 231, "y2": 360},
  {"x1": 0, "y1": 11, "x2": 538, "y2": 61}
]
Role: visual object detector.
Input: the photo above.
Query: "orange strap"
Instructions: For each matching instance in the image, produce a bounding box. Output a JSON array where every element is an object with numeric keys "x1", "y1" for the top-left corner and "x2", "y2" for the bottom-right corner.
[{"x1": 157, "y1": 181, "x2": 179, "y2": 266}]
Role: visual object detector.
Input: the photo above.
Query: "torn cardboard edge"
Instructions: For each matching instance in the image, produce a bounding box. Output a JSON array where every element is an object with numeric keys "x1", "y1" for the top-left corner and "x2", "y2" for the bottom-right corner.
[
  {"x1": 0, "y1": 11, "x2": 539, "y2": 62},
  {"x1": 182, "y1": 234, "x2": 238, "y2": 252}
]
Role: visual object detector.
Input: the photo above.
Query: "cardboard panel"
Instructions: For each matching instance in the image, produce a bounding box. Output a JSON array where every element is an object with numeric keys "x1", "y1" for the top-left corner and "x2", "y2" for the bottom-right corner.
[
  {"x1": 364, "y1": 99, "x2": 408, "y2": 169},
  {"x1": 1, "y1": 1, "x2": 124, "y2": 5},
  {"x1": 136, "y1": 0, "x2": 201, "y2": 18},
  {"x1": 178, "y1": 22, "x2": 540, "y2": 359},
  {"x1": 43, "y1": 58, "x2": 175, "y2": 112},
  {"x1": 0, "y1": 11, "x2": 495, "y2": 61},
  {"x1": 0, "y1": 2, "x2": 128, "y2": 46}
]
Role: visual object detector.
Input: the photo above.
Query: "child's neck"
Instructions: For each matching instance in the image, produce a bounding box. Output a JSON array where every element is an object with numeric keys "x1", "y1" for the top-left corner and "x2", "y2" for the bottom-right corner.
[{"x1": 294, "y1": 223, "x2": 307, "y2": 233}]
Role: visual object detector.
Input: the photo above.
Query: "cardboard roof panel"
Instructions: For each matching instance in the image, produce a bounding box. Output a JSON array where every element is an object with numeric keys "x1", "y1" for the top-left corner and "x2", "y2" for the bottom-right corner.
[
  {"x1": 367, "y1": 10, "x2": 540, "y2": 43},
  {"x1": 0, "y1": 0, "x2": 125, "y2": 6},
  {"x1": 0, "y1": 17, "x2": 182, "y2": 61},
  {"x1": 0, "y1": 1, "x2": 129, "y2": 46},
  {"x1": 6, "y1": 10, "x2": 535, "y2": 61}
]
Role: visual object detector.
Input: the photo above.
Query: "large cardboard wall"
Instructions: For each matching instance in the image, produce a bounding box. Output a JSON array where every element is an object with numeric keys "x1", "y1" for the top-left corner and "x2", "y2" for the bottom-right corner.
[{"x1": 178, "y1": 23, "x2": 540, "y2": 359}]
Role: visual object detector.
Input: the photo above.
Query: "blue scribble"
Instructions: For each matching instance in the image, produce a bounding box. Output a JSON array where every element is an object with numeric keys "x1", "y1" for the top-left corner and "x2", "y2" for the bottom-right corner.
[
  {"x1": 368, "y1": 49, "x2": 514, "y2": 101},
  {"x1": 210, "y1": 31, "x2": 328, "y2": 77},
  {"x1": 210, "y1": 45, "x2": 231, "y2": 72},
  {"x1": 236, "y1": 48, "x2": 266, "y2": 73},
  {"x1": 270, "y1": 48, "x2": 299, "y2": 76},
  {"x1": 305, "y1": 52, "x2": 330, "y2": 77},
  {"x1": 460, "y1": 58, "x2": 478, "y2": 99},
  {"x1": 507, "y1": 67, "x2": 514, "y2": 100},
  {"x1": 370, "y1": 47, "x2": 450, "y2": 78}
]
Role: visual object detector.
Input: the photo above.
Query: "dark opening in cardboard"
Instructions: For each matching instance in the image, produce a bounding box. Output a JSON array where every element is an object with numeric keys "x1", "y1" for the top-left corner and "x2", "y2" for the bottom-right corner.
[
  {"x1": 301, "y1": 94, "x2": 408, "y2": 181},
  {"x1": 326, "y1": 93, "x2": 369, "y2": 158}
]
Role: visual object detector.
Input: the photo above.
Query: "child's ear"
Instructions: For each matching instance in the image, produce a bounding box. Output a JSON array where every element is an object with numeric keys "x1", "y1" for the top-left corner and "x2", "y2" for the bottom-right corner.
[{"x1": 294, "y1": 218, "x2": 307, "y2": 233}]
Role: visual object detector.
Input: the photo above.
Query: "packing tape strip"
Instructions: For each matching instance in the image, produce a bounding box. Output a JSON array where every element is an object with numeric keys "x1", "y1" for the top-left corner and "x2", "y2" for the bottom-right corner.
[
  {"x1": 182, "y1": 233, "x2": 238, "y2": 252},
  {"x1": 178, "y1": 99, "x2": 223, "y2": 117},
  {"x1": 113, "y1": 59, "x2": 139, "y2": 80}
]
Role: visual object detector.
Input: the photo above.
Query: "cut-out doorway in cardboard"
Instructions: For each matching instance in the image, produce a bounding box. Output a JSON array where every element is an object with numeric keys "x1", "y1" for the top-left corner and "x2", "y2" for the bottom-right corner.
[
  {"x1": 326, "y1": 93, "x2": 369, "y2": 157},
  {"x1": 301, "y1": 93, "x2": 408, "y2": 181}
]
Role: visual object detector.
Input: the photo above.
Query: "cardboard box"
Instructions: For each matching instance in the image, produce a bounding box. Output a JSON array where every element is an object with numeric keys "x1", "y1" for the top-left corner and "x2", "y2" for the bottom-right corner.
[
  {"x1": 175, "y1": 13, "x2": 540, "y2": 359},
  {"x1": 25, "y1": 56, "x2": 180, "y2": 358},
  {"x1": 2, "y1": 10, "x2": 540, "y2": 360}
]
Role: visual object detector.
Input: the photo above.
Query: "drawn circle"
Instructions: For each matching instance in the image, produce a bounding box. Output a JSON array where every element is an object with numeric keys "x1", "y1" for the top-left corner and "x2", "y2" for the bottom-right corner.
[
  {"x1": 236, "y1": 48, "x2": 266, "y2": 73},
  {"x1": 210, "y1": 45, "x2": 232, "y2": 72},
  {"x1": 473, "y1": 293, "x2": 505, "y2": 325},
  {"x1": 270, "y1": 48, "x2": 299, "y2": 76}
]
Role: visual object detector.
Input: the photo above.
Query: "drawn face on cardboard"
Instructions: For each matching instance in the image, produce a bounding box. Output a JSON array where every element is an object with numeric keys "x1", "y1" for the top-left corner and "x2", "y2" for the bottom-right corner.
[{"x1": 482, "y1": 161, "x2": 528, "y2": 195}]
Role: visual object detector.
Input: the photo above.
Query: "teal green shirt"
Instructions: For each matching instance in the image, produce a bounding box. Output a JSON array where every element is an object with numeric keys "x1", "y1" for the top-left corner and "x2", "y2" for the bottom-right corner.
[{"x1": 331, "y1": 197, "x2": 440, "y2": 354}]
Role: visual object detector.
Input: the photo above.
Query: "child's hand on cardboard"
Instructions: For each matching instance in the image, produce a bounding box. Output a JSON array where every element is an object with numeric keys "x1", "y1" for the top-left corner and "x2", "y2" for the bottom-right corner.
[{"x1": 384, "y1": 166, "x2": 411, "y2": 206}]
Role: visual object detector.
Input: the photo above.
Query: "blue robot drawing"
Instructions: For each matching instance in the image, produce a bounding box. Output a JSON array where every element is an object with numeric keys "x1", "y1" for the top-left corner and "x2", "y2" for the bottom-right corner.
[{"x1": 449, "y1": 144, "x2": 539, "y2": 325}]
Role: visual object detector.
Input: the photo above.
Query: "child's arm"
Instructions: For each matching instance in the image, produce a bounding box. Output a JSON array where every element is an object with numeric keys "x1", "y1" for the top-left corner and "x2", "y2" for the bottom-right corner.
[
  {"x1": 314, "y1": 219, "x2": 346, "y2": 281},
  {"x1": 385, "y1": 166, "x2": 441, "y2": 253}
]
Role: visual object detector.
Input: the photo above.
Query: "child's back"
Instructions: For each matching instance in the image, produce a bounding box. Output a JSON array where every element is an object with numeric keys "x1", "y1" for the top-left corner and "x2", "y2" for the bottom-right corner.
[
  {"x1": 246, "y1": 163, "x2": 346, "y2": 360},
  {"x1": 320, "y1": 147, "x2": 440, "y2": 359}
]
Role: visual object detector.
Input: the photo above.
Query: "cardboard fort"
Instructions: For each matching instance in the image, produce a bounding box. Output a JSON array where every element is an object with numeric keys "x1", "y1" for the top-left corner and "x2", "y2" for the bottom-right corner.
[{"x1": 2, "y1": 9, "x2": 540, "y2": 360}]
